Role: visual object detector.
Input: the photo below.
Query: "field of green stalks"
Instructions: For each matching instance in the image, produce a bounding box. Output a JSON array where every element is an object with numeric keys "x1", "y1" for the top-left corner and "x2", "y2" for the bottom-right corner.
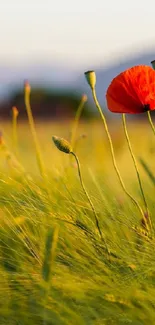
[{"x1": 1, "y1": 96, "x2": 155, "y2": 324}]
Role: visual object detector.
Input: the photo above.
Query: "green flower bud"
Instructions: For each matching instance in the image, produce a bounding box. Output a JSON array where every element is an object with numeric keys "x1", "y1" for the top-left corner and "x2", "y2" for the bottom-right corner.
[
  {"x1": 52, "y1": 136, "x2": 72, "y2": 154},
  {"x1": 84, "y1": 71, "x2": 96, "y2": 89}
]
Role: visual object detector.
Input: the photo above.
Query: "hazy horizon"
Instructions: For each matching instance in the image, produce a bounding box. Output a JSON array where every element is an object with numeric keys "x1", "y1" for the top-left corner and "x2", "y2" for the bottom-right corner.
[{"x1": 1, "y1": 0, "x2": 155, "y2": 69}]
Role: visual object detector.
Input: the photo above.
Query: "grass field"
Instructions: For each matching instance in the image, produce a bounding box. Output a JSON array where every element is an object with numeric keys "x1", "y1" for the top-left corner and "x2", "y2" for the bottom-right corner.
[{"x1": 0, "y1": 113, "x2": 155, "y2": 324}]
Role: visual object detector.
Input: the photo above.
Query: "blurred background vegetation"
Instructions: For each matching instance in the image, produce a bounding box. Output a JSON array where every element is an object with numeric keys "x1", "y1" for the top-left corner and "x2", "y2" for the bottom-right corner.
[
  {"x1": 0, "y1": 88, "x2": 95, "y2": 120},
  {"x1": 1, "y1": 52, "x2": 155, "y2": 122}
]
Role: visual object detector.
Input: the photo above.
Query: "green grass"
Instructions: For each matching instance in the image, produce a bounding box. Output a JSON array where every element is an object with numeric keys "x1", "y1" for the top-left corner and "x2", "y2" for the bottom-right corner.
[{"x1": 0, "y1": 119, "x2": 155, "y2": 325}]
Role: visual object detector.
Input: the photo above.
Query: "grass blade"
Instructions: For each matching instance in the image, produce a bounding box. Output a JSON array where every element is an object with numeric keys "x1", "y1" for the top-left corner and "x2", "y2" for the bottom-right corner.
[{"x1": 139, "y1": 157, "x2": 155, "y2": 186}]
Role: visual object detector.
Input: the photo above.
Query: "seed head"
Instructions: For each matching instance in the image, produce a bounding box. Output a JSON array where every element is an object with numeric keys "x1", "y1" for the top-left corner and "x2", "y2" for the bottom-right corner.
[
  {"x1": 24, "y1": 80, "x2": 31, "y2": 93},
  {"x1": 81, "y1": 94, "x2": 87, "y2": 103},
  {"x1": 12, "y1": 106, "x2": 19, "y2": 118},
  {"x1": 52, "y1": 136, "x2": 72, "y2": 154},
  {"x1": 84, "y1": 71, "x2": 96, "y2": 89}
]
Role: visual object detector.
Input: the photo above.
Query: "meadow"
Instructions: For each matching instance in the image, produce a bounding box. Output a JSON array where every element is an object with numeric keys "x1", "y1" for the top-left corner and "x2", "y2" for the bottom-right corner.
[{"x1": 1, "y1": 88, "x2": 155, "y2": 325}]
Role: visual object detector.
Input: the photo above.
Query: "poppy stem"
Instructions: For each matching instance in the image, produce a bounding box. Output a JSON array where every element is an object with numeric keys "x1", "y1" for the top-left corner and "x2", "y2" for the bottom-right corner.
[
  {"x1": 122, "y1": 113, "x2": 152, "y2": 231},
  {"x1": 147, "y1": 111, "x2": 155, "y2": 136},
  {"x1": 71, "y1": 151, "x2": 109, "y2": 254},
  {"x1": 91, "y1": 87, "x2": 145, "y2": 220}
]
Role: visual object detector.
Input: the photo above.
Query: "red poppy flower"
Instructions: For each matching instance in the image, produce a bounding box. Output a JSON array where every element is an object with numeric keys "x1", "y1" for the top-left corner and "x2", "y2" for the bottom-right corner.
[{"x1": 106, "y1": 65, "x2": 155, "y2": 114}]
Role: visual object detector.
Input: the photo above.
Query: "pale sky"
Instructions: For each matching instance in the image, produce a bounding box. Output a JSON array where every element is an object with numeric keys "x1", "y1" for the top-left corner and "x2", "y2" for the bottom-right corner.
[{"x1": 1, "y1": 0, "x2": 155, "y2": 68}]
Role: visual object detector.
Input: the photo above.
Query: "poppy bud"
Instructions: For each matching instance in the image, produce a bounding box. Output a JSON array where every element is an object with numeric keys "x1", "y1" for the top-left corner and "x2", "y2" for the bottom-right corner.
[
  {"x1": 84, "y1": 71, "x2": 96, "y2": 89},
  {"x1": 52, "y1": 136, "x2": 72, "y2": 154}
]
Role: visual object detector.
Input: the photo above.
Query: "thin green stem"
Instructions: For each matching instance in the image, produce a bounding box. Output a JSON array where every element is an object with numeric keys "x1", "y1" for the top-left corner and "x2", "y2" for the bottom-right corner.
[
  {"x1": 122, "y1": 113, "x2": 152, "y2": 230},
  {"x1": 71, "y1": 151, "x2": 109, "y2": 251},
  {"x1": 91, "y1": 87, "x2": 144, "y2": 219},
  {"x1": 70, "y1": 96, "x2": 86, "y2": 150},
  {"x1": 147, "y1": 111, "x2": 155, "y2": 136},
  {"x1": 24, "y1": 86, "x2": 45, "y2": 179},
  {"x1": 139, "y1": 157, "x2": 155, "y2": 187},
  {"x1": 73, "y1": 135, "x2": 84, "y2": 152}
]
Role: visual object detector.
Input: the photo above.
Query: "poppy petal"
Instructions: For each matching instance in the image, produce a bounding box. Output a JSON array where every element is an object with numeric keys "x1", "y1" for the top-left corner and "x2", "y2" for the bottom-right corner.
[{"x1": 106, "y1": 65, "x2": 155, "y2": 114}]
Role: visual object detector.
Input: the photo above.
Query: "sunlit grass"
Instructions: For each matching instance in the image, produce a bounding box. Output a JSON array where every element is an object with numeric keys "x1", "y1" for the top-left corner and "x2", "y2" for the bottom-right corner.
[{"x1": 0, "y1": 119, "x2": 155, "y2": 324}]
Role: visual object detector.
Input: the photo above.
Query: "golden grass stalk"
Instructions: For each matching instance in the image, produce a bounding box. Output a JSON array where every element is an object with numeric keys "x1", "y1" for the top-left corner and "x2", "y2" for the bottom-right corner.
[
  {"x1": 70, "y1": 94, "x2": 87, "y2": 150},
  {"x1": 73, "y1": 134, "x2": 87, "y2": 152},
  {"x1": 122, "y1": 113, "x2": 152, "y2": 231},
  {"x1": 84, "y1": 71, "x2": 144, "y2": 220},
  {"x1": 12, "y1": 106, "x2": 19, "y2": 154},
  {"x1": 24, "y1": 82, "x2": 45, "y2": 178}
]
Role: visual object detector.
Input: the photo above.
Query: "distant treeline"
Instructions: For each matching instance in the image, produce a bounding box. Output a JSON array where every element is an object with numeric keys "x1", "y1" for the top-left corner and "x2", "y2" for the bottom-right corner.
[
  {"x1": 0, "y1": 88, "x2": 95, "y2": 120},
  {"x1": 0, "y1": 87, "x2": 154, "y2": 121}
]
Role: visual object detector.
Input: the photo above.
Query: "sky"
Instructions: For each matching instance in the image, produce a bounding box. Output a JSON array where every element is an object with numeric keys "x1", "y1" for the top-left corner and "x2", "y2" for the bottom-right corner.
[{"x1": 0, "y1": 0, "x2": 155, "y2": 69}]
